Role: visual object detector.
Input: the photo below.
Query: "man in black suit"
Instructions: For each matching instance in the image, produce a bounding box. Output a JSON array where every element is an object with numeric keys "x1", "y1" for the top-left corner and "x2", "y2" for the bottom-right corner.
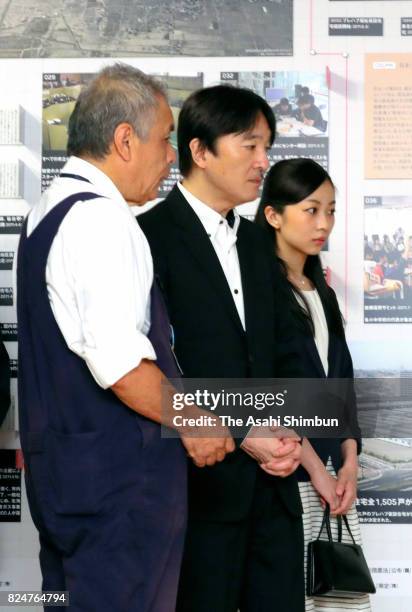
[{"x1": 138, "y1": 85, "x2": 304, "y2": 612}]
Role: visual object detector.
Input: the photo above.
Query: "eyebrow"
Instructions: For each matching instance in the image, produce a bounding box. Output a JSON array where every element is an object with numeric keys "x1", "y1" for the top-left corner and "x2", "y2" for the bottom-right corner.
[
  {"x1": 243, "y1": 132, "x2": 263, "y2": 140},
  {"x1": 305, "y1": 198, "x2": 336, "y2": 205},
  {"x1": 242, "y1": 132, "x2": 272, "y2": 148}
]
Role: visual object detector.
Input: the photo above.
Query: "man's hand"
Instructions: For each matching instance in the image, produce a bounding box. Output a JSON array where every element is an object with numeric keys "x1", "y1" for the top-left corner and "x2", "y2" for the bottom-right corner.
[
  {"x1": 179, "y1": 414, "x2": 235, "y2": 468},
  {"x1": 240, "y1": 426, "x2": 301, "y2": 477},
  {"x1": 260, "y1": 438, "x2": 301, "y2": 477},
  {"x1": 111, "y1": 362, "x2": 235, "y2": 467},
  {"x1": 181, "y1": 431, "x2": 235, "y2": 468}
]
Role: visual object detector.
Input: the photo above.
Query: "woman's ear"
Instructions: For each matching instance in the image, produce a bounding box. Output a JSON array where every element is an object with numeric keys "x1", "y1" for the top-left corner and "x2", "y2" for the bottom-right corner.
[{"x1": 264, "y1": 205, "x2": 281, "y2": 230}]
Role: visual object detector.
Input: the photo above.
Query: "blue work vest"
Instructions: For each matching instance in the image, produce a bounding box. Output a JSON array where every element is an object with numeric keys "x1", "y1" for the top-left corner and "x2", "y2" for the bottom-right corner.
[{"x1": 17, "y1": 190, "x2": 186, "y2": 521}]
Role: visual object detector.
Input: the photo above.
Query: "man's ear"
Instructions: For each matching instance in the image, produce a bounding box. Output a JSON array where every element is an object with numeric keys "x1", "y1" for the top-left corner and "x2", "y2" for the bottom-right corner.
[
  {"x1": 188, "y1": 138, "x2": 209, "y2": 170},
  {"x1": 112, "y1": 123, "x2": 136, "y2": 162}
]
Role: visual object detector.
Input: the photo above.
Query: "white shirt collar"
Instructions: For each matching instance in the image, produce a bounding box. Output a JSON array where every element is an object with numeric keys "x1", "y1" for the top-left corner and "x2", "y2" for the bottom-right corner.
[
  {"x1": 60, "y1": 156, "x2": 129, "y2": 210},
  {"x1": 177, "y1": 182, "x2": 240, "y2": 239},
  {"x1": 28, "y1": 156, "x2": 134, "y2": 235}
]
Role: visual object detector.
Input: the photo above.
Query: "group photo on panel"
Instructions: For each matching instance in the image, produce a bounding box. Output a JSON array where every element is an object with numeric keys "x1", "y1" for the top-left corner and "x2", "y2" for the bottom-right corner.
[{"x1": 11, "y1": 61, "x2": 377, "y2": 612}]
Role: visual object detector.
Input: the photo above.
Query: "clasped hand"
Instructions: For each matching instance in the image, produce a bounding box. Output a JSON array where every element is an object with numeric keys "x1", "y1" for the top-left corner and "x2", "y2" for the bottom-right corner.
[
  {"x1": 180, "y1": 417, "x2": 235, "y2": 468},
  {"x1": 240, "y1": 425, "x2": 301, "y2": 477},
  {"x1": 311, "y1": 462, "x2": 358, "y2": 515}
]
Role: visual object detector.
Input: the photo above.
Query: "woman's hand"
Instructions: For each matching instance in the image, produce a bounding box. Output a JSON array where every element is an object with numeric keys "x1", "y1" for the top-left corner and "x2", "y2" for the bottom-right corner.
[
  {"x1": 310, "y1": 469, "x2": 340, "y2": 514},
  {"x1": 334, "y1": 461, "x2": 358, "y2": 515}
]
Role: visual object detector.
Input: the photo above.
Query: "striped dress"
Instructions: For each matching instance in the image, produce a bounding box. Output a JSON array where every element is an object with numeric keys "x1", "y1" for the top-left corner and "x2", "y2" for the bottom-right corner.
[
  {"x1": 299, "y1": 460, "x2": 371, "y2": 611},
  {"x1": 298, "y1": 291, "x2": 371, "y2": 611}
]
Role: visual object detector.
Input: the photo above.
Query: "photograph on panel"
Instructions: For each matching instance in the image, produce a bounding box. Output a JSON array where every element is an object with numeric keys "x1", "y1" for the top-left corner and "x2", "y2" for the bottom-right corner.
[
  {"x1": 364, "y1": 196, "x2": 412, "y2": 324},
  {"x1": 222, "y1": 70, "x2": 329, "y2": 170},
  {"x1": 42, "y1": 71, "x2": 203, "y2": 196},
  {"x1": 352, "y1": 339, "x2": 412, "y2": 526},
  {"x1": 0, "y1": 0, "x2": 293, "y2": 58}
]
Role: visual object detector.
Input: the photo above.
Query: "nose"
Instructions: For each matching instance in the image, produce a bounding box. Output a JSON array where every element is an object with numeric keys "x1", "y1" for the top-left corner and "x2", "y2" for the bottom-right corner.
[
  {"x1": 317, "y1": 211, "x2": 334, "y2": 233},
  {"x1": 255, "y1": 146, "x2": 270, "y2": 172},
  {"x1": 167, "y1": 142, "x2": 176, "y2": 165}
]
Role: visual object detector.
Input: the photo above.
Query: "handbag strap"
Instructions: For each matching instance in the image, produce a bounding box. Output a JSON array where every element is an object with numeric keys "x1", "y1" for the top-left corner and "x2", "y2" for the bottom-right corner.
[
  {"x1": 317, "y1": 504, "x2": 357, "y2": 546},
  {"x1": 337, "y1": 514, "x2": 357, "y2": 546},
  {"x1": 317, "y1": 503, "x2": 333, "y2": 542}
]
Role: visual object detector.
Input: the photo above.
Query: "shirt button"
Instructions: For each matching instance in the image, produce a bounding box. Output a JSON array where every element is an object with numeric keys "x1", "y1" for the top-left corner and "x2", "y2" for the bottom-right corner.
[
  {"x1": 234, "y1": 289, "x2": 239, "y2": 294},
  {"x1": 219, "y1": 220, "x2": 223, "y2": 225}
]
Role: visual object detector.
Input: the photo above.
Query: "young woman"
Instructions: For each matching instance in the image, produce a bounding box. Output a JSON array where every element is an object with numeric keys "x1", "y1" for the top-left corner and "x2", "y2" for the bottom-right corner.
[{"x1": 255, "y1": 158, "x2": 371, "y2": 612}]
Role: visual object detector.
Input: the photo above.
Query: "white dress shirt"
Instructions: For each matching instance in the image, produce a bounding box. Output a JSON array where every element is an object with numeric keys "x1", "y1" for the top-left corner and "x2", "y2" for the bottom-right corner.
[
  {"x1": 26, "y1": 156, "x2": 156, "y2": 389},
  {"x1": 177, "y1": 182, "x2": 246, "y2": 330},
  {"x1": 300, "y1": 289, "x2": 329, "y2": 376}
]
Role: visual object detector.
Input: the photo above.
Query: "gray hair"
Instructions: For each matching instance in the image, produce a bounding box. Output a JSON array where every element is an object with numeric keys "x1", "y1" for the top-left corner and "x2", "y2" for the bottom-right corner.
[{"x1": 67, "y1": 63, "x2": 166, "y2": 159}]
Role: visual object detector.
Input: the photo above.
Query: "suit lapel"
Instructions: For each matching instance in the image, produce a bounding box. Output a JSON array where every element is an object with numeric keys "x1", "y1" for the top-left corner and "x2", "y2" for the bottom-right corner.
[
  {"x1": 326, "y1": 332, "x2": 339, "y2": 378},
  {"x1": 303, "y1": 334, "x2": 327, "y2": 378},
  {"x1": 167, "y1": 186, "x2": 244, "y2": 334},
  {"x1": 305, "y1": 323, "x2": 341, "y2": 378},
  {"x1": 298, "y1": 291, "x2": 336, "y2": 378},
  {"x1": 236, "y1": 221, "x2": 259, "y2": 335}
]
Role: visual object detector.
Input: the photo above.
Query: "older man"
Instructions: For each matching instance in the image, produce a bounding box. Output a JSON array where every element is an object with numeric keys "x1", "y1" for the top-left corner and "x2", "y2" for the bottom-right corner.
[{"x1": 17, "y1": 64, "x2": 233, "y2": 612}]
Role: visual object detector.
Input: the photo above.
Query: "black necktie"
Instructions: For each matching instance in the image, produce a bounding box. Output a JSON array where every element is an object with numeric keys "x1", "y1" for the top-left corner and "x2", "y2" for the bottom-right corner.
[{"x1": 226, "y1": 209, "x2": 235, "y2": 229}]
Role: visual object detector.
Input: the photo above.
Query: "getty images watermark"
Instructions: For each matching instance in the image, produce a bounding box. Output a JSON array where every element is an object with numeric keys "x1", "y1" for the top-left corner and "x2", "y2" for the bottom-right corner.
[{"x1": 171, "y1": 388, "x2": 339, "y2": 430}]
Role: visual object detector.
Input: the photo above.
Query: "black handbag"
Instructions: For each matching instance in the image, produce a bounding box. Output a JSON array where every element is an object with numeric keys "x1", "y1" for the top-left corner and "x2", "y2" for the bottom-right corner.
[{"x1": 307, "y1": 504, "x2": 376, "y2": 598}]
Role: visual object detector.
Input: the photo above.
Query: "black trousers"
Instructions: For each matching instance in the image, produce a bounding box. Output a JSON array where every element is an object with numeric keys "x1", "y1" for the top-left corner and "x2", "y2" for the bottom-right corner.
[{"x1": 176, "y1": 470, "x2": 305, "y2": 612}]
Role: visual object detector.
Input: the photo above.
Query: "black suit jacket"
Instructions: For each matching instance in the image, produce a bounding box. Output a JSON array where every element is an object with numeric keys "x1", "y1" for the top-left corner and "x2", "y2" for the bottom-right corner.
[
  {"x1": 272, "y1": 282, "x2": 362, "y2": 481},
  {"x1": 138, "y1": 185, "x2": 302, "y2": 521}
]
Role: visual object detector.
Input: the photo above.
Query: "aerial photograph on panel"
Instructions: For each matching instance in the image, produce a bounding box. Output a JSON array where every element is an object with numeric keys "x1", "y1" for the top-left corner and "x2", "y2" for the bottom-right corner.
[{"x1": 0, "y1": 0, "x2": 293, "y2": 57}]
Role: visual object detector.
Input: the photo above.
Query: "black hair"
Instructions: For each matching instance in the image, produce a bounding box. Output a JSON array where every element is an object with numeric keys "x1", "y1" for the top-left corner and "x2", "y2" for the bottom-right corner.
[
  {"x1": 177, "y1": 84, "x2": 276, "y2": 177},
  {"x1": 298, "y1": 94, "x2": 312, "y2": 106},
  {"x1": 255, "y1": 158, "x2": 344, "y2": 338}
]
